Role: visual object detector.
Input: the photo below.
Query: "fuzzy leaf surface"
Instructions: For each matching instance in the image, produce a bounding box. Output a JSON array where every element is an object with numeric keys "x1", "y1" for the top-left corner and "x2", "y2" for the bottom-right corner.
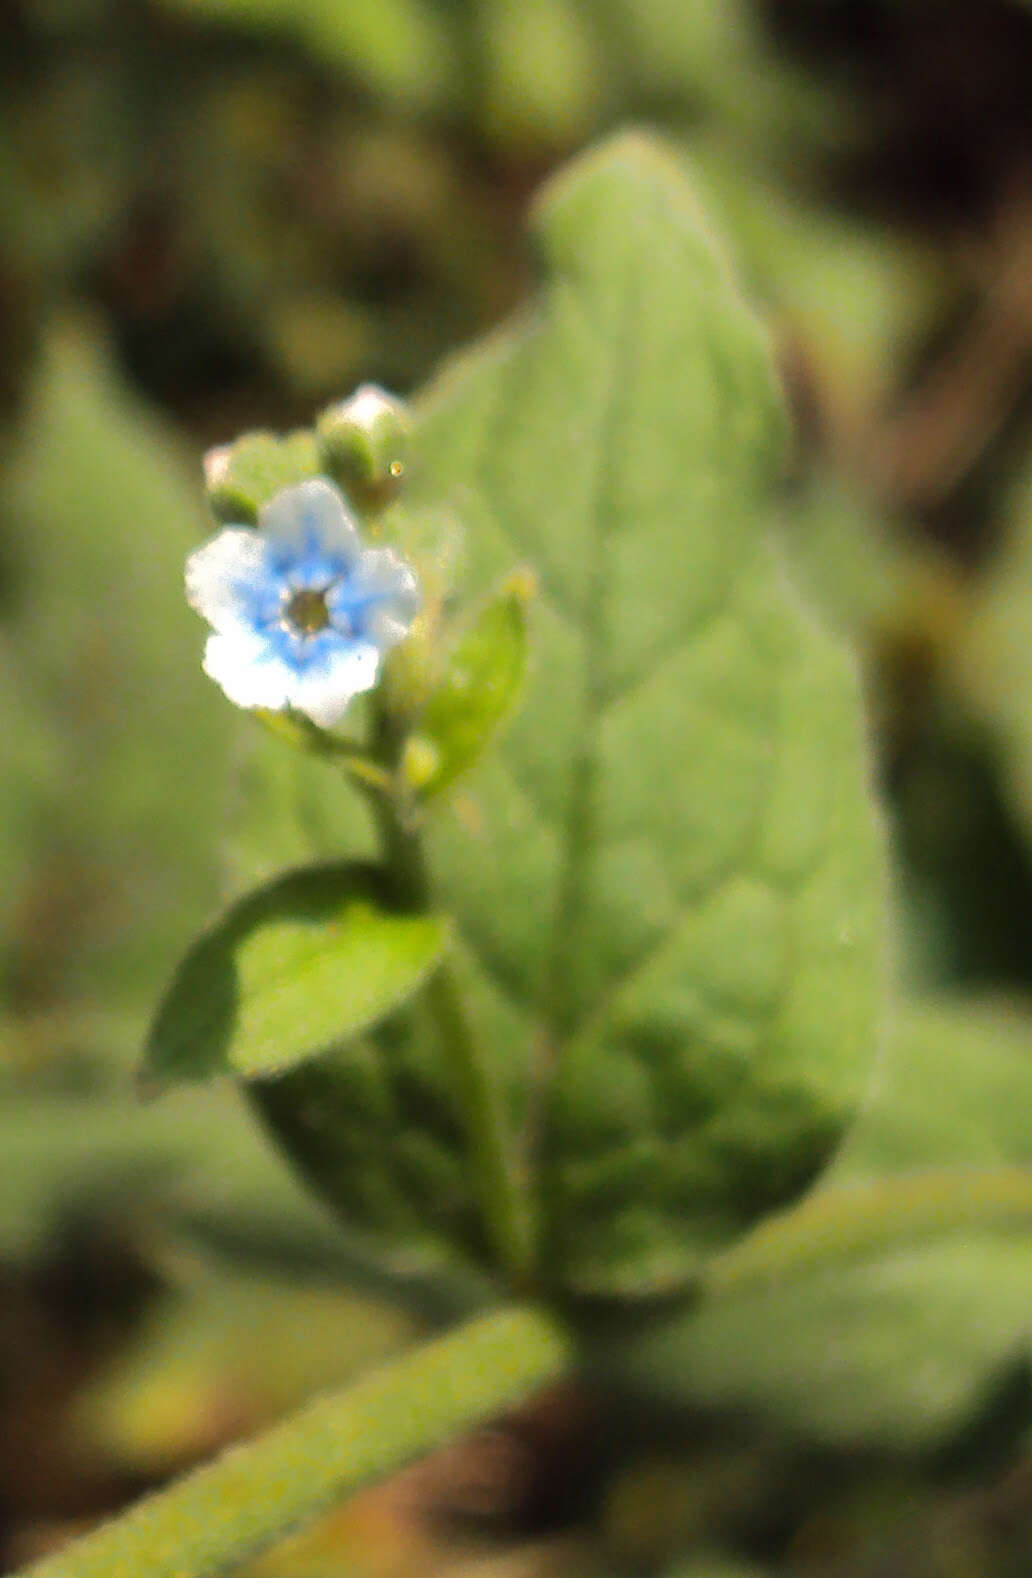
[{"x1": 398, "y1": 132, "x2": 884, "y2": 1295}]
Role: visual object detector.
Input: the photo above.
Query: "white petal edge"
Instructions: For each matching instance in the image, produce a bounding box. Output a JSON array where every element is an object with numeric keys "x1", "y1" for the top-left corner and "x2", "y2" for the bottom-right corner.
[
  {"x1": 339, "y1": 547, "x2": 420, "y2": 647},
  {"x1": 259, "y1": 478, "x2": 362, "y2": 562},
  {"x1": 286, "y1": 641, "x2": 382, "y2": 728},
  {"x1": 186, "y1": 528, "x2": 272, "y2": 634},
  {"x1": 202, "y1": 630, "x2": 294, "y2": 712}
]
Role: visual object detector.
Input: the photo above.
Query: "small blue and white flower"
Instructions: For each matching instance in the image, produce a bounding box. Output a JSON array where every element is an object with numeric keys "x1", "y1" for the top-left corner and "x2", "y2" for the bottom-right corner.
[{"x1": 185, "y1": 478, "x2": 419, "y2": 728}]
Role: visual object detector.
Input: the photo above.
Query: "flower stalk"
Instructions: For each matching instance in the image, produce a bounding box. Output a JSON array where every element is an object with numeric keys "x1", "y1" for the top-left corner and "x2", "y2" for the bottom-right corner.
[{"x1": 370, "y1": 707, "x2": 536, "y2": 1287}]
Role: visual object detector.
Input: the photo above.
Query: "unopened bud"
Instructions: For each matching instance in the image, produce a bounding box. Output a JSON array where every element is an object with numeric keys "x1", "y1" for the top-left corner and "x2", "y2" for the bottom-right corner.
[
  {"x1": 202, "y1": 430, "x2": 321, "y2": 523},
  {"x1": 316, "y1": 384, "x2": 409, "y2": 509}
]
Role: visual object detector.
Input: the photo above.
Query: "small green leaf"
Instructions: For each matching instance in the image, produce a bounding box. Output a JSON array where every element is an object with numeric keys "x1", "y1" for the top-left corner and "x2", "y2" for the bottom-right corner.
[
  {"x1": 479, "y1": 0, "x2": 608, "y2": 146},
  {"x1": 204, "y1": 430, "x2": 322, "y2": 523},
  {"x1": 190, "y1": 134, "x2": 885, "y2": 1297},
  {"x1": 406, "y1": 575, "x2": 531, "y2": 803},
  {"x1": 144, "y1": 863, "x2": 448, "y2": 1083},
  {"x1": 834, "y1": 997, "x2": 1032, "y2": 1181},
  {"x1": 608, "y1": 1234, "x2": 1032, "y2": 1452}
]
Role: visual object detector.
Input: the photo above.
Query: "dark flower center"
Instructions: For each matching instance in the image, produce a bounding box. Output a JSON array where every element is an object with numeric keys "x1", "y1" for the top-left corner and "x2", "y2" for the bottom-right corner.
[{"x1": 285, "y1": 587, "x2": 330, "y2": 635}]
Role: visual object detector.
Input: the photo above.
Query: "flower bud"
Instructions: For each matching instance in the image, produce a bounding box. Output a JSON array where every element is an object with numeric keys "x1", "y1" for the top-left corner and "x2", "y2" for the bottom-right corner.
[
  {"x1": 316, "y1": 384, "x2": 409, "y2": 510},
  {"x1": 202, "y1": 431, "x2": 321, "y2": 523}
]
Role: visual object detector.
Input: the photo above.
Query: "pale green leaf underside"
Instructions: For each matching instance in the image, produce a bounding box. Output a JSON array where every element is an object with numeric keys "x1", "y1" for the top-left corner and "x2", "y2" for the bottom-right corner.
[
  {"x1": 401, "y1": 133, "x2": 884, "y2": 1295},
  {"x1": 146, "y1": 863, "x2": 447, "y2": 1081}
]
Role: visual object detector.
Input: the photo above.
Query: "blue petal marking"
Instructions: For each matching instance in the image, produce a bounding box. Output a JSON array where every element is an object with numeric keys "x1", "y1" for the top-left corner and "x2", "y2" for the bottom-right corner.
[{"x1": 187, "y1": 478, "x2": 419, "y2": 722}]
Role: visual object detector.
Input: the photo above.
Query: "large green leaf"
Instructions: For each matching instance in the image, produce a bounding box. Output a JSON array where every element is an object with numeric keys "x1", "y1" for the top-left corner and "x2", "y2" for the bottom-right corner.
[
  {"x1": 379, "y1": 132, "x2": 884, "y2": 1296},
  {"x1": 0, "y1": 323, "x2": 231, "y2": 1016},
  {"x1": 834, "y1": 998, "x2": 1032, "y2": 1180},
  {"x1": 145, "y1": 863, "x2": 448, "y2": 1081},
  {"x1": 602, "y1": 999, "x2": 1032, "y2": 1449}
]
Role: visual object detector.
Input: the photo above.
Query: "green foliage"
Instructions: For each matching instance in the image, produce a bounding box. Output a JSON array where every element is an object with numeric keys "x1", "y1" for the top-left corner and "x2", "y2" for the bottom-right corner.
[
  {"x1": 0, "y1": 1023, "x2": 406, "y2": 1280},
  {"x1": 205, "y1": 431, "x2": 322, "y2": 523},
  {"x1": 603, "y1": 1000, "x2": 1032, "y2": 1450},
  {"x1": 478, "y1": 0, "x2": 609, "y2": 147},
  {"x1": 837, "y1": 998, "x2": 1032, "y2": 1178},
  {"x1": 145, "y1": 864, "x2": 448, "y2": 1082},
  {"x1": 1, "y1": 324, "x2": 230, "y2": 1014},
  {"x1": 691, "y1": 146, "x2": 943, "y2": 422},
  {"x1": 222, "y1": 723, "x2": 379, "y2": 895},
  {"x1": 403, "y1": 132, "x2": 884, "y2": 1295},
  {"x1": 405, "y1": 575, "x2": 531, "y2": 803},
  {"x1": 776, "y1": 473, "x2": 937, "y2": 649}
]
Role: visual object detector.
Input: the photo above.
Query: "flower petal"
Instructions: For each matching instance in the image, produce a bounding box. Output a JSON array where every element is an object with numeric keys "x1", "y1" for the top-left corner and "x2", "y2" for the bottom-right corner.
[
  {"x1": 188, "y1": 475, "x2": 419, "y2": 722},
  {"x1": 329, "y1": 546, "x2": 420, "y2": 647},
  {"x1": 285, "y1": 640, "x2": 382, "y2": 727},
  {"x1": 259, "y1": 478, "x2": 362, "y2": 566},
  {"x1": 202, "y1": 629, "x2": 295, "y2": 712},
  {"x1": 186, "y1": 528, "x2": 278, "y2": 635}
]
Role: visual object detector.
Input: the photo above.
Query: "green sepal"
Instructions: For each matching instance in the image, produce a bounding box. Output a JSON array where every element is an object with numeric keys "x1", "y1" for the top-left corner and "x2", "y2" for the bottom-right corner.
[
  {"x1": 143, "y1": 862, "x2": 449, "y2": 1084},
  {"x1": 403, "y1": 572, "x2": 532, "y2": 803},
  {"x1": 252, "y1": 710, "x2": 393, "y2": 796},
  {"x1": 204, "y1": 430, "x2": 322, "y2": 523}
]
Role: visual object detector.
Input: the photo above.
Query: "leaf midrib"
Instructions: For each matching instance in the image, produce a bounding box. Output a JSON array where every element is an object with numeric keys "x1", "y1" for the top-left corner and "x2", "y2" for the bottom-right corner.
[{"x1": 535, "y1": 254, "x2": 640, "y2": 1051}]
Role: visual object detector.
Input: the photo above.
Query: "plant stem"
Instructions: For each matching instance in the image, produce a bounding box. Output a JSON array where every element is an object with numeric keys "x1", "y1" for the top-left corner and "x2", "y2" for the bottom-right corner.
[
  {"x1": 18, "y1": 1306, "x2": 569, "y2": 1578},
  {"x1": 372, "y1": 788, "x2": 536, "y2": 1285}
]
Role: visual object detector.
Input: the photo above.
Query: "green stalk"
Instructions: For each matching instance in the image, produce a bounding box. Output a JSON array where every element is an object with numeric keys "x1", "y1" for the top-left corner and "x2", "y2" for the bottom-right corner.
[
  {"x1": 18, "y1": 1306, "x2": 569, "y2": 1578},
  {"x1": 372, "y1": 786, "x2": 536, "y2": 1285}
]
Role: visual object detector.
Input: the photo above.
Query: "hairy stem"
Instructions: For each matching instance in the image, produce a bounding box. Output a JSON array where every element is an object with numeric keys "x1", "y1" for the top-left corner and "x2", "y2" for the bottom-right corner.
[{"x1": 18, "y1": 1306, "x2": 569, "y2": 1578}]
